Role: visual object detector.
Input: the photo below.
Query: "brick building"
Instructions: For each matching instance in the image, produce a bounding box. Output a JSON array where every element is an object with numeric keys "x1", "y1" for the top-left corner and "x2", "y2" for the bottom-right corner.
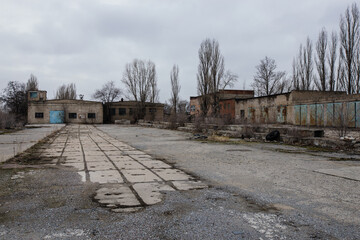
[{"x1": 190, "y1": 90, "x2": 254, "y2": 117}]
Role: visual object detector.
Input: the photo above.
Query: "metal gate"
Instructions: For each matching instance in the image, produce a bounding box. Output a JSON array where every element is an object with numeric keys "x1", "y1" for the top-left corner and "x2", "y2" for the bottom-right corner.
[{"x1": 50, "y1": 111, "x2": 64, "y2": 124}]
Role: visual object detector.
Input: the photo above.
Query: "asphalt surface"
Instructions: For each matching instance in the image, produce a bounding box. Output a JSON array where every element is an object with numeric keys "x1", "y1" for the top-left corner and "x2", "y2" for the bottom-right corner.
[{"x1": 0, "y1": 124, "x2": 359, "y2": 239}]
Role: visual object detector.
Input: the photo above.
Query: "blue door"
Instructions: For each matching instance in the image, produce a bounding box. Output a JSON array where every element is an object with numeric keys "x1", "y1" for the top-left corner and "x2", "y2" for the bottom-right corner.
[{"x1": 50, "y1": 111, "x2": 64, "y2": 124}]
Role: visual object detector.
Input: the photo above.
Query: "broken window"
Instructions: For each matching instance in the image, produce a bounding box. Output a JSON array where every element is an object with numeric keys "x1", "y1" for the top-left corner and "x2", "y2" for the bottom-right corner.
[
  {"x1": 30, "y1": 92, "x2": 38, "y2": 98},
  {"x1": 119, "y1": 108, "x2": 126, "y2": 115},
  {"x1": 88, "y1": 113, "x2": 96, "y2": 119},
  {"x1": 35, "y1": 112, "x2": 43, "y2": 118},
  {"x1": 69, "y1": 113, "x2": 77, "y2": 119},
  {"x1": 190, "y1": 105, "x2": 195, "y2": 112},
  {"x1": 149, "y1": 108, "x2": 156, "y2": 113}
]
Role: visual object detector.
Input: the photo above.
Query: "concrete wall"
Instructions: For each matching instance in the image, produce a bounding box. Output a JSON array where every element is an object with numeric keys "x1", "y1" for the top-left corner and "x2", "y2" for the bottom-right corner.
[{"x1": 28, "y1": 100, "x2": 103, "y2": 124}]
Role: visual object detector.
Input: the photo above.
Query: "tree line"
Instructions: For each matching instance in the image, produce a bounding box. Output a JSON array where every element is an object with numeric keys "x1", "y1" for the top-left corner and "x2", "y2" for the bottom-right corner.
[{"x1": 253, "y1": 3, "x2": 360, "y2": 96}]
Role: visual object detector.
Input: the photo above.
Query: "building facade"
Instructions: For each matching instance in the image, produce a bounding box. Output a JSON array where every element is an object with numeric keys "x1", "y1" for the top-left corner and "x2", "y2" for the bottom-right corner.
[
  {"x1": 27, "y1": 90, "x2": 164, "y2": 124},
  {"x1": 235, "y1": 90, "x2": 360, "y2": 128},
  {"x1": 28, "y1": 97, "x2": 103, "y2": 124},
  {"x1": 190, "y1": 90, "x2": 254, "y2": 117},
  {"x1": 106, "y1": 101, "x2": 164, "y2": 123}
]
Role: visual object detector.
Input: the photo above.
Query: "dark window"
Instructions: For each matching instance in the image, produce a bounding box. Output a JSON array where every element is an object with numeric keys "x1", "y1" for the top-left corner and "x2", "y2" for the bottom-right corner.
[
  {"x1": 119, "y1": 108, "x2": 126, "y2": 115},
  {"x1": 129, "y1": 108, "x2": 133, "y2": 115},
  {"x1": 30, "y1": 92, "x2": 38, "y2": 98},
  {"x1": 228, "y1": 103, "x2": 230, "y2": 109},
  {"x1": 110, "y1": 108, "x2": 116, "y2": 116},
  {"x1": 69, "y1": 113, "x2": 77, "y2": 119},
  {"x1": 35, "y1": 112, "x2": 43, "y2": 118},
  {"x1": 190, "y1": 105, "x2": 195, "y2": 112},
  {"x1": 240, "y1": 110, "x2": 245, "y2": 118},
  {"x1": 149, "y1": 108, "x2": 156, "y2": 113},
  {"x1": 88, "y1": 113, "x2": 96, "y2": 119}
]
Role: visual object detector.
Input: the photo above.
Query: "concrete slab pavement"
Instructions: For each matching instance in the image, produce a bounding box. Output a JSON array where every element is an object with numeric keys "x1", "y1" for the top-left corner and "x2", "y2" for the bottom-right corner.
[
  {"x1": 40, "y1": 124, "x2": 207, "y2": 212},
  {"x1": 0, "y1": 124, "x2": 65, "y2": 163}
]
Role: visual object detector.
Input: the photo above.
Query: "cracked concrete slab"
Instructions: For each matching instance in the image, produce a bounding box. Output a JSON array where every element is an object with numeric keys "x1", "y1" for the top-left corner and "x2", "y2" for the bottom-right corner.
[
  {"x1": 122, "y1": 169, "x2": 162, "y2": 183},
  {"x1": 171, "y1": 180, "x2": 207, "y2": 190},
  {"x1": 32, "y1": 125, "x2": 207, "y2": 212},
  {"x1": 89, "y1": 170, "x2": 124, "y2": 184},
  {"x1": 141, "y1": 160, "x2": 172, "y2": 169},
  {"x1": 153, "y1": 168, "x2": 194, "y2": 181},
  {"x1": 113, "y1": 161, "x2": 145, "y2": 170},
  {"x1": 133, "y1": 182, "x2": 175, "y2": 205},
  {"x1": 95, "y1": 186, "x2": 140, "y2": 207}
]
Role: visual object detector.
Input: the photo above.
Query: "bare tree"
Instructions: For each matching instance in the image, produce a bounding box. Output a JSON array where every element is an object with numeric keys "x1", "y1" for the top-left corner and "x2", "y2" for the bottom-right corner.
[
  {"x1": 0, "y1": 81, "x2": 27, "y2": 121},
  {"x1": 292, "y1": 58, "x2": 300, "y2": 90},
  {"x1": 315, "y1": 29, "x2": 328, "y2": 91},
  {"x1": 122, "y1": 59, "x2": 157, "y2": 119},
  {"x1": 339, "y1": 3, "x2": 360, "y2": 94},
  {"x1": 327, "y1": 31, "x2": 338, "y2": 91},
  {"x1": 93, "y1": 81, "x2": 121, "y2": 103},
  {"x1": 295, "y1": 38, "x2": 314, "y2": 90},
  {"x1": 251, "y1": 56, "x2": 286, "y2": 96},
  {"x1": 26, "y1": 74, "x2": 39, "y2": 91},
  {"x1": 196, "y1": 38, "x2": 238, "y2": 117},
  {"x1": 55, "y1": 83, "x2": 77, "y2": 99},
  {"x1": 170, "y1": 64, "x2": 180, "y2": 114}
]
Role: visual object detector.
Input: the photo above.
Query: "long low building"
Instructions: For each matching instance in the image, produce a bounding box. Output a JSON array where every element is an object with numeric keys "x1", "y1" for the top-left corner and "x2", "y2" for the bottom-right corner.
[
  {"x1": 235, "y1": 90, "x2": 360, "y2": 128},
  {"x1": 27, "y1": 90, "x2": 164, "y2": 124}
]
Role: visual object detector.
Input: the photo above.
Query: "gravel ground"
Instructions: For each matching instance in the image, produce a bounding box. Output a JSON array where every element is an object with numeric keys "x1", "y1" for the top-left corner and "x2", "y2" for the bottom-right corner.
[{"x1": 0, "y1": 124, "x2": 359, "y2": 239}]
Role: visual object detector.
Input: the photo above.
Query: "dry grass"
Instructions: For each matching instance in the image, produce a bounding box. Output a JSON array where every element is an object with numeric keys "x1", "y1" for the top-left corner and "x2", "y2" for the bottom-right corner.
[{"x1": 208, "y1": 134, "x2": 230, "y2": 142}]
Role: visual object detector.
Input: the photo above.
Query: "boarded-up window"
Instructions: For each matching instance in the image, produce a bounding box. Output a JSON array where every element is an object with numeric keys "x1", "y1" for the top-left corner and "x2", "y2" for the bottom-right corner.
[
  {"x1": 277, "y1": 106, "x2": 286, "y2": 123},
  {"x1": 334, "y1": 103, "x2": 343, "y2": 127},
  {"x1": 347, "y1": 102, "x2": 356, "y2": 128},
  {"x1": 294, "y1": 105, "x2": 307, "y2": 125},
  {"x1": 309, "y1": 104, "x2": 316, "y2": 126},
  {"x1": 316, "y1": 104, "x2": 324, "y2": 126}
]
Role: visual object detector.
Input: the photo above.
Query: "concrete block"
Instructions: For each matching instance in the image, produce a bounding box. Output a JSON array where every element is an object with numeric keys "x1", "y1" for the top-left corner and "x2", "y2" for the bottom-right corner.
[
  {"x1": 153, "y1": 169, "x2": 193, "y2": 181},
  {"x1": 133, "y1": 182, "x2": 174, "y2": 205},
  {"x1": 141, "y1": 160, "x2": 171, "y2": 169},
  {"x1": 87, "y1": 161, "x2": 115, "y2": 171},
  {"x1": 122, "y1": 169, "x2": 162, "y2": 183},
  {"x1": 89, "y1": 170, "x2": 123, "y2": 184},
  {"x1": 171, "y1": 180, "x2": 207, "y2": 190},
  {"x1": 113, "y1": 161, "x2": 145, "y2": 170},
  {"x1": 95, "y1": 186, "x2": 140, "y2": 207}
]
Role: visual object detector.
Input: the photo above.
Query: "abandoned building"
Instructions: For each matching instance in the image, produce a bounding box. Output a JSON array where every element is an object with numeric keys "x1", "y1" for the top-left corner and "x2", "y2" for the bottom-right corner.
[
  {"x1": 28, "y1": 91, "x2": 103, "y2": 124},
  {"x1": 27, "y1": 90, "x2": 164, "y2": 124},
  {"x1": 190, "y1": 90, "x2": 360, "y2": 128},
  {"x1": 190, "y1": 90, "x2": 255, "y2": 118},
  {"x1": 105, "y1": 101, "x2": 164, "y2": 123}
]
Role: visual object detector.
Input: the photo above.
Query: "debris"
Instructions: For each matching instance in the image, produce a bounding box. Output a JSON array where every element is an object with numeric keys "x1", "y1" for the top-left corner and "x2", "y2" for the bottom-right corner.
[
  {"x1": 266, "y1": 130, "x2": 280, "y2": 141},
  {"x1": 192, "y1": 134, "x2": 208, "y2": 140}
]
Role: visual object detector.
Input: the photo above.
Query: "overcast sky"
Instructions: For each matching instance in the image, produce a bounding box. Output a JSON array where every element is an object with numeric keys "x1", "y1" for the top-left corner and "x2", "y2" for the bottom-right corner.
[{"x1": 0, "y1": 0, "x2": 356, "y2": 102}]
